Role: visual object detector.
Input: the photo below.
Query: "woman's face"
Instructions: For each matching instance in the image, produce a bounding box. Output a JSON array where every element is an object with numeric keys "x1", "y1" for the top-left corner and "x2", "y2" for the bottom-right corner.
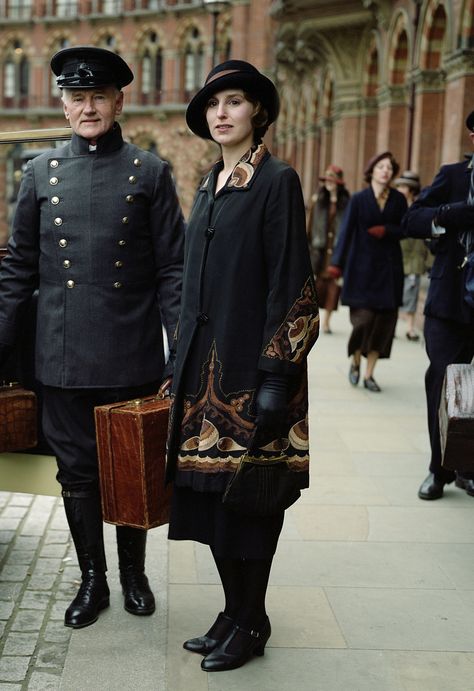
[
  {"x1": 324, "y1": 179, "x2": 337, "y2": 193},
  {"x1": 205, "y1": 88, "x2": 256, "y2": 149},
  {"x1": 371, "y1": 157, "x2": 393, "y2": 186}
]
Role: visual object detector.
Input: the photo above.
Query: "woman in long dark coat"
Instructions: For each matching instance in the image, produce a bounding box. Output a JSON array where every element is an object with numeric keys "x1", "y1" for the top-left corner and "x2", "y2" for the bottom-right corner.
[
  {"x1": 165, "y1": 60, "x2": 319, "y2": 672},
  {"x1": 328, "y1": 151, "x2": 407, "y2": 391},
  {"x1": 306, "y1": 164, "x2": 350, "y2": 333}
]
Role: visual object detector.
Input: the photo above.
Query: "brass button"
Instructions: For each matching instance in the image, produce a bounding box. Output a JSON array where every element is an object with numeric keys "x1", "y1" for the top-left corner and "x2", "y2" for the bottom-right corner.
[
  {"x1": 128, "y1": 176, "x2": 137, "y2": 184},
  {"x1": 118, "y1": 240, "x2": 126, "y2": 246},
  {"x1": 113, "y1": 281, "x2": 122, "y2": 289},
  {"x1": 126, "y1": 195, "x2": 134, "y2": 203},
  {"x1": 122, "y1": 216, "x2": 129, "y2": 224},
  {"x1": 50, "y1": 177, "x2": 58, "y2": 185},
  {"x1": 133, "y1": 158, "x2": 142, "y2": 167},
  {"x1": 50, "y1": 160, "x2": 59, "y2": 168},
  {"x1": 63, "y1": 259, "x2": 71, "y2": 268},
  {"x1": 51, "y1": 196, "x2": 60, "y2": 205},
  {"x1": 59, "y1": 239, "x2": 67, "y2": 248},
  {"x1": 54, "y1": 217, "x2": 63, "y2": 226},
  {"x1": 66, "y1": 280, "x2": 75, "y2": 288},
  {"x1": 115, "y1": 261, "x2": 123, "y2": 268}
]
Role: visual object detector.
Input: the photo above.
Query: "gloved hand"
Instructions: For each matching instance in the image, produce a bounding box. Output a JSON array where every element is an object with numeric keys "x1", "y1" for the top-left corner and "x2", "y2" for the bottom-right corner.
[
  {"x1": 256, "y1": 373, "x2": 288, "y2": 429},
  {"x1": 435, "y1": 202, "x2": 474, "y2": 230},
  {"x1": 367, "y1": 225, "x2": 386, "y2": 239},
  {"x1": 326, "y1": 265, "x2": 342, "y2": 280}
]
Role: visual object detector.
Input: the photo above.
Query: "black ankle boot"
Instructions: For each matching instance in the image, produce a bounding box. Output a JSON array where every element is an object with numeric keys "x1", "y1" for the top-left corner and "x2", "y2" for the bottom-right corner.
[
  {"x1": 62, "y1": 491, "x2": 109, "y2": 629},
  {"x1": 116, "y1": 526, "x2": 155, "y2": 615},
  {"x1": 184, "y1": 612, "x2": 234, "y2": 655},
  {"x1": 65, "y1": 557, "x2": 110, "y2": 628},
  {"x1": 201, "y1": 616, "x2": 271, "y2": 672}
]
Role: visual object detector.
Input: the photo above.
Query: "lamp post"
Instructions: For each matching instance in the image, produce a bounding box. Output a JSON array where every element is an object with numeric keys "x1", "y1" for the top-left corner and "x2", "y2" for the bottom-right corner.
[{"x1": 203, "y1": 0, "x2": 230, "y2": 67}]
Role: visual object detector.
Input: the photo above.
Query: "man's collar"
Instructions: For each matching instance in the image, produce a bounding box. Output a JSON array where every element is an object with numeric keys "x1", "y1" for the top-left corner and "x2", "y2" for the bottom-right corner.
[{"x1": 70, "y1": 122, "x2": 123, "y2": 155}]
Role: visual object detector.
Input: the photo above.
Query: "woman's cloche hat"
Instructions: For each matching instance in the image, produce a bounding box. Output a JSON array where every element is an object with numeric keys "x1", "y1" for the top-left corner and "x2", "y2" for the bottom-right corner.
[
  {"x1": 185, "y1": 59, "x2": 280, "y2": 140},
  {"x1": 319, "y1": 164, "x2": 345, "y2": 185},
  {"x1": 51, "y1": 46, "x2": 134, "y2": 90}
]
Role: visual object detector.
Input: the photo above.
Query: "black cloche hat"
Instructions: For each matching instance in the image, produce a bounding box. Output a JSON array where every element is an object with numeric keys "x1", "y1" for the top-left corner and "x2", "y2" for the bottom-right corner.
[
  {"x1": 466, "y1": 111, "x2": 474, "y2": 132},
  {"x1": 51, "y1": 46, "x2": 133, "y2": 90},
  {"x1": 185, "y1": 59, "x2": 280, "y2": 140}
]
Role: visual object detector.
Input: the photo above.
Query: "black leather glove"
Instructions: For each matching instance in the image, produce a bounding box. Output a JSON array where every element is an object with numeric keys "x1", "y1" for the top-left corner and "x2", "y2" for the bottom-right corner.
[
  {"x1": 255, "y1": 373, "x2": 288, "y2": 429},
  {"x1": 435, "y1": 202, "x2": 474, "y2": 230}
]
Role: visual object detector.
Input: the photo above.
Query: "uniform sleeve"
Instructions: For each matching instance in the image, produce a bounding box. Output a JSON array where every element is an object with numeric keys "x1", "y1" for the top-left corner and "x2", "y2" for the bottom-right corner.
[
  {"x1": 402, "y1": 166, "x2": 452, "y2": 239},
  {"x1": 151, "y1": 163, "x2": 185, "y2": 368},
  {"x1": 258, "y1": 166, "x2": 319, "y2": 376},
  {"x1": 0, "y1": 161, "x2": 40, "y2": 346}
]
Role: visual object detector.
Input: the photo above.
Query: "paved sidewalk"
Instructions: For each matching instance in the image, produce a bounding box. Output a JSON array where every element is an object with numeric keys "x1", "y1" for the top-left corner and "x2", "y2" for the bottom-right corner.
[{"x1": 1, "y1": 306, "x2": 474, "y2": 691}]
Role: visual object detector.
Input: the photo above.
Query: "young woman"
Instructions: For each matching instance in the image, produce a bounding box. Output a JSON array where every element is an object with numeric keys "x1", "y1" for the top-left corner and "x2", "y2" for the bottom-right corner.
[
  {"x1": 165, "y1": 60, "x2": 319, "y2": 672},
  {"x1": 328, "y1": 152, "x2": 407, "y2": 392},
  {"x1": 306, "y1": 164, "x2": 350, "y2": 333}
]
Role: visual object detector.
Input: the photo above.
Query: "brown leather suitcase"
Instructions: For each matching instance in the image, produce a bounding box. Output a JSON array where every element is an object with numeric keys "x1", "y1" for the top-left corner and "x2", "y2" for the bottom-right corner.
[
  {"x1": 440, "y1": 364, "x2": 474, "y2": 472},
  {"x1": 95, "y1": 395, "x2": 172, "y2": 530},
  {"x1": 0, "y1": 383, "x2": 37, "y2": 452}
]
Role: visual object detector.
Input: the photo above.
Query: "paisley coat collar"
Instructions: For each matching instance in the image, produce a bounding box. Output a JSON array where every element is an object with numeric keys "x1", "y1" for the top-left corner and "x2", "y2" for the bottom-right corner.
[{"x1": 199, "y1": 141, "x2": 270, "y2": 194}]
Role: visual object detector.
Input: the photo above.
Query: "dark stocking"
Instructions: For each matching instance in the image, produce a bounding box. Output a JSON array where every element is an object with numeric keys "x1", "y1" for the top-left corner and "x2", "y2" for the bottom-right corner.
[{"x1": 211, "y1": 548, "x2": 243, "y2": 620}]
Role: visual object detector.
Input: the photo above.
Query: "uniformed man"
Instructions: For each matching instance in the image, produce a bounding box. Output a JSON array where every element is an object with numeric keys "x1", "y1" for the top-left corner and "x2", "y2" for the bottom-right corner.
[
  {"x1": 0, "y1": 46, "x2": 185, "y2": 627},
  {"x1": 403, "y1": 112, "x2": 474, "y2": 500}
]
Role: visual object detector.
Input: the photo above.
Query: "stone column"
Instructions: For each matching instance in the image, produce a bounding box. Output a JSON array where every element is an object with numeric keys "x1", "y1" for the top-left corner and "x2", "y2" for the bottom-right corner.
[
  {"x1": 411, "y1": 68, "x2": 445, "y2": 184},
  {"x1": 331, "y1": 82, "x2": 364, "y2": 193},
  {"x1": 441, "y1": 51, "x2": 474, "y2": 163},
  {"x1": 376, "y1": 84, "x2": 409, "y2": 168}
]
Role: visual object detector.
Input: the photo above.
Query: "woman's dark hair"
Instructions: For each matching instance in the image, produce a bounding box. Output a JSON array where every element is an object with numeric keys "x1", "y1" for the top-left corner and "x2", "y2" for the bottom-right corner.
[
  {"x1": 363, "y1": 152, "x2": 399, "y2": 183},
  {"x1": 316, "y1": 184, "x2": 350, "y2": 211},
  {"x1": 244, "y1": 92, "x2": 270, "y2": 140}
]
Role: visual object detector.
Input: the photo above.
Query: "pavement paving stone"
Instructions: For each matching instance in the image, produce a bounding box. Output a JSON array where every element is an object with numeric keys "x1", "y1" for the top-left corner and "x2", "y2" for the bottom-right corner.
[
  {"x1": 27, "y1": 672, "x2": 61, "y2": 691},
  {"x1": 0, "y1": 656, "x2": 30, "y2": 683},
  {"x1": 7, "y1": 551, "x2": 37, "y2": 566},
  {"x1": 0, "y1": 684, "x2": 22, "y2": 691},
  {"x1": 0, "y1": 599, "x2": 14, "y2": 619},
  {"x1": 10, "y1": 609, "x2": 46, "y2": 632},
  {"x1": 3, "y1": 633, "x2": 37, "y2": 656},
  {"x1": 0, "y1": 564, "x2": 30, "y2": 582},
  {"x1": 0, "y1": 531, "x2": 15, "y2": 544},
  {"x1": 19, "y1": 592, "x2": 51, "y2": 611}
]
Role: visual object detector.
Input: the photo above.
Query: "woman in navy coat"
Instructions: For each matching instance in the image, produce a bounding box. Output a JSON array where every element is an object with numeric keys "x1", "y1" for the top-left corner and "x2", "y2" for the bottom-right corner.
[{"x1": 329, "y1": 152, "x2": 407, "y2": 391}]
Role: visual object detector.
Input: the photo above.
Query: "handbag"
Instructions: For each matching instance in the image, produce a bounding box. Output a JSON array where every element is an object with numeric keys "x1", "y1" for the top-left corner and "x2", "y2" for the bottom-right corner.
[
  {"x1": 222, "y1": 449, "x2": 301, "y2": 517},
  {"x1": 0, "y1": 382, "x2": 37, "y2": 453}
]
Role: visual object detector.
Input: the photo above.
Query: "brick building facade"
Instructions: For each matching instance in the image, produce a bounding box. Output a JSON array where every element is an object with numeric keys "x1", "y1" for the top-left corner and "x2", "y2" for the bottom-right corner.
[{"x1": 0, "y1": 0, "x2": 473, "y2": 242}]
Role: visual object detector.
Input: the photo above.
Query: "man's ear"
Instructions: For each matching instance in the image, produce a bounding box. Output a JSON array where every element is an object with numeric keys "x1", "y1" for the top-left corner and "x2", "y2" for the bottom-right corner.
[{"x1": 115, "y1": 90, "x2": 124, "y2": 117}]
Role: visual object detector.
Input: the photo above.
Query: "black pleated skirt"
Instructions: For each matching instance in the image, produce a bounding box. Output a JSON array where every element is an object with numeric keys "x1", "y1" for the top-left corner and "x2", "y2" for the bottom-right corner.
[
  {"x1": 348, "y1": 307, "x2": 398, "y2": 359},
  {"x1": 168, "y1": 485, "x2": 284, "y2": 559}
]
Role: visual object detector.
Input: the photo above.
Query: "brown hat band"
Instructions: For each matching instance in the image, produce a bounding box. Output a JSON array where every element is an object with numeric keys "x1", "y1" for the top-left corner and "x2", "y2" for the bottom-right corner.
[{"x1": 206, "y1": 69, "x2": 242, "y2": 86}]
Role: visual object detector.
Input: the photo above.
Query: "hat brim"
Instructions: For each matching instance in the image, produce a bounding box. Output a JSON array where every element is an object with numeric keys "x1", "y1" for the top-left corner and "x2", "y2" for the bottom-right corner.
[
  {"x1": 185, "y1": 71, "x2": 280, "y2": 140},
  {"x1": 319, "y1": 176, "x2": 345, "y2": 185}
]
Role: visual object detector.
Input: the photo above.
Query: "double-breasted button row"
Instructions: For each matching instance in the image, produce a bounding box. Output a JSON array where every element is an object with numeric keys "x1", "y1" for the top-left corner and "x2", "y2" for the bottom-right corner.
[
  {"x1": 51, "y1": 196, "x2": 60, "y2": 205},
  {"x1": 67, "y1": 280, "x2": 75, "y2": 288},
  {"x1": 50, "y1": 177, "x2": 58, "y2": 186},
  {"x1": 59, "y1": 239, "x2": 67, "y2": 248},
  {"x1": 50, "y1": 160, "x2": 59, "y2": 169}
]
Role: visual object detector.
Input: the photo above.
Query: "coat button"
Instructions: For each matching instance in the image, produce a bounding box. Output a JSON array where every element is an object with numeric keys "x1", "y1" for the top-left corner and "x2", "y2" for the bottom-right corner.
[
  {"x1": 54, "y1": 217, "x2": 63, "y2": 226},
  {"x1": 128, "y1": 176, "x2": 137, "y2": 184},
  {"x1": 205, "y1": 227, "x2": 215, "y2": 238},
  {"x1": 126, "y1": 195, "x2": 134, "y2": 203},
  {"x1": 133, "y1": 158, "x2": 142, "y2": 167},
  {"x1": 122, "y1": 216, "x2": 129, "y2": 224},
  {"x1": 51, "y1": 196, "x2": 60, "y2": 205},
  {"x1": 50, "y1": 177, "x2": 59, "y2": 185},
  {"x1": 113, "y1": 282, "x2": 123, "y2": 289},
  {"x1": 59, "y1": 239, "x2": 67, "y2": 247},
  {"x1": 50, "y1": 160, "x2": 59, "y2": 168},
  {"x1": 115, "y1": 261, "x2": 123, "y2": 268},
  {"x1": 197, "y1": 313, "x2": 209, "y2": 325},
  {"x1": 118, "y1": 239, "x2": 126, "y2": 246},
  {"x1": 63, "y1": 259, "x2": 71, "y2": 268},
  {"x1": 66, "y1": 280, "x2": 75, "y2": 288}
]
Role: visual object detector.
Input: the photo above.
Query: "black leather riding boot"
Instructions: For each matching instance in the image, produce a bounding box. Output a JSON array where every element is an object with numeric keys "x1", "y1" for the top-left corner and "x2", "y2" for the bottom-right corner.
[
  {"x1": 62, "y1": 491, "x2": 110, "y2": 628},
  {"x1": 116, "y1": 526, "x2": 155, "y2": 615}
]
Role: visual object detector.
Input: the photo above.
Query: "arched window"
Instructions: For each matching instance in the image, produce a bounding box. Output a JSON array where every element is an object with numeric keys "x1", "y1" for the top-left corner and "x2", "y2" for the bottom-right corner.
[
  {"x1": 182, "y1": 27, "x2": 204, "y2": 100},
  {"x1": 2, "y1": 41, "x2": 29, "y2": 108},
  {"x1": 140, "y1": 32, "x2": 162, "y2": 105}
]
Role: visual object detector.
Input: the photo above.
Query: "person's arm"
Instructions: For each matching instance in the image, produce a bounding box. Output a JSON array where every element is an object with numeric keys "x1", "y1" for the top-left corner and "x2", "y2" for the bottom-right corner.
[
  {"x1": 150, "y1": 163, "x2": 185, "y2": 380},
  {"x1": 329, "y1": 193, "x2": 358, "y2": 270},
  {"x1": 0, "y1": 161, "x2": 40, "y2": 350}
]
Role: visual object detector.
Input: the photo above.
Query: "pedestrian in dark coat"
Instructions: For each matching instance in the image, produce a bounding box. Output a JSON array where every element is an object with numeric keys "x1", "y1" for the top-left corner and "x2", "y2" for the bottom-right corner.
[
  {"x1": 166, "y1": 60, "x2": 319, "y2": 673},
  {"x1": 306, "y1": 164, "x2": 350, "y2": 334},
  {"x1": 329, "y1": 151, "x2": 407, "y2": 392},
  {"x1": 403, "y1": 112, "x2": 474, "y2": 501},
  {"x1": 0, "y1": 47, "x2": 185, "y2": 628}
]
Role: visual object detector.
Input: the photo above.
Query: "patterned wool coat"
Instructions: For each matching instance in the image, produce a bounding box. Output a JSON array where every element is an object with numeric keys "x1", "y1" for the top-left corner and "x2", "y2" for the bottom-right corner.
[{"x1": 166, "y1": 143, "x2": 319, "y2": 492}]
